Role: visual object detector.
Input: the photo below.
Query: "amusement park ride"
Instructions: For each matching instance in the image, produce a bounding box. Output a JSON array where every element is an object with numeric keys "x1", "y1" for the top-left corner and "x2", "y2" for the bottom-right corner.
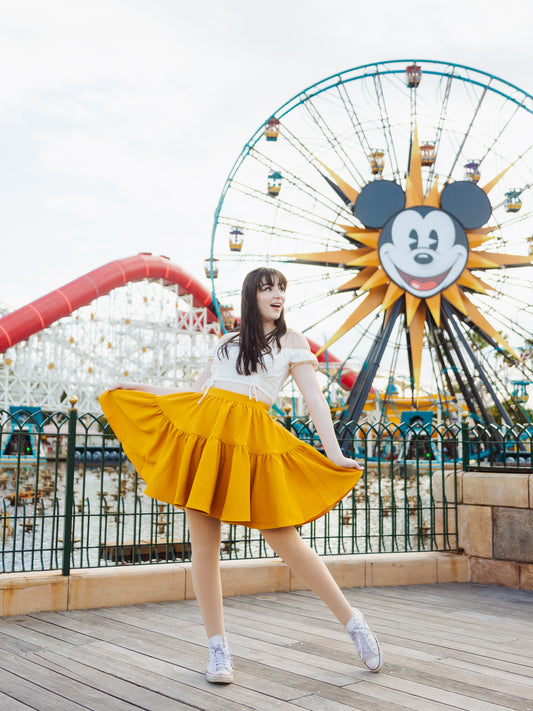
[
  {"x1": 0, "y1": 60, "x2": 532, "y2": 434},
  {"x1": 207, "y1": 59, "x2": 533, "y2": 427},
  {"x1": 0, "y1": 254, "x2": 222, "y2": 413}
]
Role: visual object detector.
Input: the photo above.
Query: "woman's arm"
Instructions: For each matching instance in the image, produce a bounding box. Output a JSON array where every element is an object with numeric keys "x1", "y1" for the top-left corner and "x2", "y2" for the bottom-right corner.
[
  {"x1": 109, "y1": 363, "x2": 214, "y2": 396},
  {"x1": 291, "y1": 363, "x2": 362, "y2": 470}
]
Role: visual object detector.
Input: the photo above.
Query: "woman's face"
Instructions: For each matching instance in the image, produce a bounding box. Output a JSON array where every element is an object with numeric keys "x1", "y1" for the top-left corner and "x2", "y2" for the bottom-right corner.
[{"x1": 256, "y1": 278, "x2": 286, "y2": 328}]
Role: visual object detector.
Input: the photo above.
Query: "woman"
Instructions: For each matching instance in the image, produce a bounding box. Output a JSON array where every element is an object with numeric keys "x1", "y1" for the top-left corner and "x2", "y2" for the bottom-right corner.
[{"x1": 100, "y1": 267, "x2": 382, "y2": 684}]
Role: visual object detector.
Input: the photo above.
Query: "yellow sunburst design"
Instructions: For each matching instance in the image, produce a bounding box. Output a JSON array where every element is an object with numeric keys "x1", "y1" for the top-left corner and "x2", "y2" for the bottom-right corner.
[{"x1": 286, "y1": 129, "x2": 532, "y2": 396}]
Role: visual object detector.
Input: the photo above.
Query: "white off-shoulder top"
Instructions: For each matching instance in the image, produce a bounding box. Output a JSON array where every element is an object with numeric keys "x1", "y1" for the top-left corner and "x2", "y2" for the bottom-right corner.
[{"x1": 201, "y1": 334, "x2": 318, "y2": 403}]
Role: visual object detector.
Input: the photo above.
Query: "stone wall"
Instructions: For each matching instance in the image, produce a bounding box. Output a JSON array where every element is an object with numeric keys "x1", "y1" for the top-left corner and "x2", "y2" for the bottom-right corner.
[
  {"x1": 435, "y1": 469, "x2": 533, "y2": 590},
  {"x1": 0, "y1": 551, "x2": 469, "y2": 617}
]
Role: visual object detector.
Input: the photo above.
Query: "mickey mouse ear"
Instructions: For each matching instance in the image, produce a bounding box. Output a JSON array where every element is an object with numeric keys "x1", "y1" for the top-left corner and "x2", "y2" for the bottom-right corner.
[
  {"x1": 440, "y1": 181, "x2": 492, "y2": 229},
  {"x1": 354, "y1": 180, "x2": 405, "y2": 228}
]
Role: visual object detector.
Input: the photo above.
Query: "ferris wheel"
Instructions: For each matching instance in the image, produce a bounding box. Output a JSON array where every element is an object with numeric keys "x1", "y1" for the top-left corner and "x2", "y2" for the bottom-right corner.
[{"x1": 207, "y1": 59, "x2": 533, "y2": 425}]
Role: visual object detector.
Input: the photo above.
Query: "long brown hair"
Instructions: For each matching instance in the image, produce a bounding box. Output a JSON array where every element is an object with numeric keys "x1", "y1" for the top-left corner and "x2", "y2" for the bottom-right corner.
[{"x1": 219, "y1": 267, "x2": 287, "y2": 374}]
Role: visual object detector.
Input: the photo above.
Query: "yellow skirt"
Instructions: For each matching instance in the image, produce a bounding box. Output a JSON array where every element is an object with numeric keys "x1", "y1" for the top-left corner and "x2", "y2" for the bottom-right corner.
[{"x1": 99, "y1": 387, "x2": 362, "y2": 529}]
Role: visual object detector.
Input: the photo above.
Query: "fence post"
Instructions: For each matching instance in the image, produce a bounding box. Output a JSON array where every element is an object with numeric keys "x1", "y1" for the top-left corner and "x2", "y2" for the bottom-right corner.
[
  {"x1": 62, "y1": 396, "x2": 78, "y2": 576},
  {"x1": 461, "y1": 413, "x2": 470, "y2": 467}
]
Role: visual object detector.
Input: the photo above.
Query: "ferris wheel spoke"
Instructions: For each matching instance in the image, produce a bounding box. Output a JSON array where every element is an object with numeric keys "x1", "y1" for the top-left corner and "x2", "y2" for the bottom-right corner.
[
  {"x1": 216, "y1": 216, "x2": 347, "y2": 250},
  {"x1": 285, "y1": 287, "x2": 349, "y2": 314},
  {"x1": 424, "y1": 69, "x2": 454, "y2": 191},
  {"x1": 478, "y1": 99, "x2": 525, "y2": 167},
  {"x1": 372, "y1": 70, "x2": 401, "y2": 181},
  {"x1": 287, "y1": 293, "x2": 359, "y2": 332},
  {"x1": 441, "y1": 304, "x2": 500, "y2": 422},
  {"x1": 454, "y1": 305, "x2": 533, "y2": 415},
  {"x1": 298, "y1": 94, "x2": 363, "y2": 185},
  {"x1": 226, "y1": 180, "x2": 349, "y2": 236},
  {"x1": 458, "y1": 314, "x2": 533, "y2": 401},
  {"x1": 478, "y1": 356, "x2": 529, "y2": 421},
  {"x1": 475, "y1": 304, "x2": 533, "y2": 354},
  {"x1": 445, "y1": 79, "x2": 490, "y2": 183},
  {"x1": 335, "y1": 81, "x2": 373, "y2": 182},
  {"x1": 247, "y1": 147, "x2": 354, "y2": 220},
  {"x1": 280, "y1": 119, "x2": 367, "y2": 195}
]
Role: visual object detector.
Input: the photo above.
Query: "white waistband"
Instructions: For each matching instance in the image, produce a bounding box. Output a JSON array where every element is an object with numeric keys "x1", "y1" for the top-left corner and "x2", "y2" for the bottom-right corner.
[{"x1": 197, "y1": 378, "x2": 262, "y2": 404}]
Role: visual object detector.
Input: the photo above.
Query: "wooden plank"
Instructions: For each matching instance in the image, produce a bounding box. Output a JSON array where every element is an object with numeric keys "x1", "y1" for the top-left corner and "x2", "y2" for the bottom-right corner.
[
  {"x1": 0, "y1": 667, "x2": 88, "y2": 711},
  {"x1": 32, "y1": 647, "x2": 235, "y2": 711},
  {"x1": 0, "y1": 653, "x2": 146, "y2": 711},
  {"x1": 0, "y1": 619, "x2": 87, "y2": 654},
  {"x1": 383, "y1": 652, "x2": 533, "y2": 701},
  {"x1": 39, "y1": 642, "x2": 307, "y2": 711},
  {"x1": 79, "y1": 604, "x2": 362, "y2": 687},
  {"x1": 441, "y1": 656, "x2": 533, "y2": 689},
  {"x1": 0, "y1": 691, "x2": 35, "y2": 711},
  {"x1": 12, "y1": 615, "x2": 101, "y2": 646},
  {"x1": 294, "y1": 685, "x2": 458, "y2": 711},
  {"x1": 354, "y1": 673, "x2": 526, "y2": 711},
  {"x1": 383, "y1": 660, "x2": 533, "y2": 709},
  {"x1": 326, "y1": 680, "x2": 469, "y2": 711}
]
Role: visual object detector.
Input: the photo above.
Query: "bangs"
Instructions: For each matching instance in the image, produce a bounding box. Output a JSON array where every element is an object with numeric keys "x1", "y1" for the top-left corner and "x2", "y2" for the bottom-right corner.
[{"x1": 257, "y1": 268, "x2": 287, "y2": 290}]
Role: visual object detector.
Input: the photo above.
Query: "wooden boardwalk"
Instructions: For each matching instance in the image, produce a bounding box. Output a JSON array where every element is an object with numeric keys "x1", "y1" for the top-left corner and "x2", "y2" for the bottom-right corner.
[{"x1": 0, "y1": 583, "x2": 532, "y2": 710}]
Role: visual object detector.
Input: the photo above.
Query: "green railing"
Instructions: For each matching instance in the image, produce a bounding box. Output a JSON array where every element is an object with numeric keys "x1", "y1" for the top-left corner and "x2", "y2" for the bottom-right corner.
[{"x1": 7, "y1": 399, "x2": 521, "y2": 575}]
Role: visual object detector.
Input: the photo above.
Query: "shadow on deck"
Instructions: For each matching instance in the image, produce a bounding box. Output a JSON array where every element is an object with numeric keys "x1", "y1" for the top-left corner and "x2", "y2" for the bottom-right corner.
[{"x1": 0, "y1": 583, "x2": 532, "y2": 710}]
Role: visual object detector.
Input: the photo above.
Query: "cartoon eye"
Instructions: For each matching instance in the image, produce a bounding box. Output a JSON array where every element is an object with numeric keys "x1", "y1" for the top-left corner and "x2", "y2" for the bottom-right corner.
[
  {"x1": 409, "y1": 229, "x2": 418, "y2": 250},
  {"x1": 429, "y1": 229, "x2": 438, "y2": 250}
]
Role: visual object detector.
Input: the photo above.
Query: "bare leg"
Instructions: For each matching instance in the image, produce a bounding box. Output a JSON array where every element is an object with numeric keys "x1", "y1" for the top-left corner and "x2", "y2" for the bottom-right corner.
[
  {"x1": 185, "y1": 508, "x2": 225, "y2": 638},
  {"x1": 260, "y1": 526, "x2": 353, "y2": 625}
]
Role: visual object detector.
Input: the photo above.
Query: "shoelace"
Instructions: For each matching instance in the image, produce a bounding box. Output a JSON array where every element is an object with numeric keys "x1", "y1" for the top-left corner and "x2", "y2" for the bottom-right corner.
[
  {"x1": 348, "y1": 622, "x2": 378, "y2": 660},
  {"x1": 209, "y1": 643, "x2": 232, "y2": 672}
]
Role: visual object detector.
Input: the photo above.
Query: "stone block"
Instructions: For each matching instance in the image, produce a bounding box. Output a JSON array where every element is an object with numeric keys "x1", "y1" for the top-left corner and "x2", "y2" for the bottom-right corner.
[
  {"x1": 457, "y1": 504, "x2": 492, "y2": 558},
  {"x1": 470, "y1": 557, "x2": 519, "y2": 588},
  {"x1": 68, "y1": 563, "x2": 186, "y2": 610},
  {"x1": 493, "y1": 507, "x2": 533, "y2": 563},
  {"x1": 436, "y1": 553, "x2": 470, "y2": 583},
  {"x1": 519, "y1": 563, "x2": 533, "y2": 590},
  {"x1": 520, "y1": 563, "x2": 533, "y2": 590},
  {"x1": 433, "y1": 507, "x2": 458, "y2": 551},
  {"x1": 432, "y1": 469, "x2": 462, "y2": 504},
  {"x1": 0, "y1": 571, "x2": 68, "y2": 617},
  {"x1": 463, "y1": 472, "x2": 529, "y2": 508},
  {"x1": 219, "y1": 559, "x2": 290, "y2": 597},
  {"x1": 366, "y1": 552, "x2": 437, "y2": 587},
  {"x1": 290, "y1": 555, "x2": 365, "y2": 591}
]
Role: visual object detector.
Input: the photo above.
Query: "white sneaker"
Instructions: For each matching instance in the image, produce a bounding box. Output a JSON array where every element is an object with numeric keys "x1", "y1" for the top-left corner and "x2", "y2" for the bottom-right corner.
[
  {"x1": 345, "y1": 608, "x2": 383, "y2": 672},
  {"x1": 206, "y1": 634, "x2": 233, "y2": 683}
]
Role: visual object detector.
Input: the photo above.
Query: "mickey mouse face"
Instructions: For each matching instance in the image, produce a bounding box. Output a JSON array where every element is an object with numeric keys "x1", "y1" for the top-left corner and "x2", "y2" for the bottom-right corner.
[
  {"x1": 379, "y1": 206, "x2": 468, "y2": 297},
  {"x1": 354, "y1": 179, "x2": 492, "y2": 298}
]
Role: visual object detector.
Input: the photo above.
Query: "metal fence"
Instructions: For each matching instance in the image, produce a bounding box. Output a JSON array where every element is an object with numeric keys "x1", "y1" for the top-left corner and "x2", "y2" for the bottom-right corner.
[{"x1": 6, "y1": 399, "x2": 524, "y2": 574}]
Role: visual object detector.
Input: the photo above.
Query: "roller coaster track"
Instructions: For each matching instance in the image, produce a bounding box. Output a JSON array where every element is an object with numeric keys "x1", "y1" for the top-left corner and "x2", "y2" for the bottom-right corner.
[{"x1": 0, "y1": 252, "x2": 357, "y2": 390}]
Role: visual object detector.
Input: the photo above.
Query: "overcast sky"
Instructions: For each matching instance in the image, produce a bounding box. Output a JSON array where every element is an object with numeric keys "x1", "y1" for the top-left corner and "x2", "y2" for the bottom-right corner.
[{"x1": 0, "y1": 0, "x2": 531, "y2": 311}]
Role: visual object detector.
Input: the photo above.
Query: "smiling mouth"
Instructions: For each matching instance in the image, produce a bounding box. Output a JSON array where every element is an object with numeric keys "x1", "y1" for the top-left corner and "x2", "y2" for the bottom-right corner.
[{"x1": 396, "y1": 267, "x2": 451, "y2": 292}]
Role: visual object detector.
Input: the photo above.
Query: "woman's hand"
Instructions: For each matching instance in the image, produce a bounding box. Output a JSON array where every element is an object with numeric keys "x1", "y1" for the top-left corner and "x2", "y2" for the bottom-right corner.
[{"x1": 329, "y1": 454, "x2": 363, "y2": 470}]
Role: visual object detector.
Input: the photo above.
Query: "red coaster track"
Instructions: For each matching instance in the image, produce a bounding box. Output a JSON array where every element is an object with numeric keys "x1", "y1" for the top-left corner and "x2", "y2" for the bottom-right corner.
[{"x1": 0, "y1": 253, "x2": 356, "y2": 389}]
